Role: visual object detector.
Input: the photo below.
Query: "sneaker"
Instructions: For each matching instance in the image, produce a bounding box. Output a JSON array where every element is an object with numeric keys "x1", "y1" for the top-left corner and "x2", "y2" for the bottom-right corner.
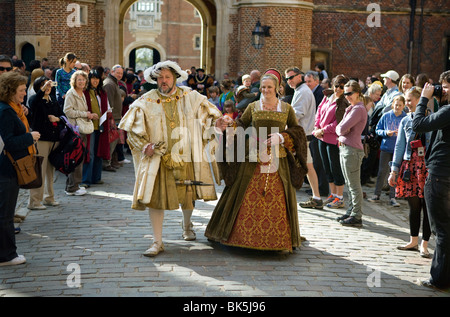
[
  {"x1": 336, "y1": 214, "x2": 350, "y2": 222},
  {"x1": 326, "y1": 197, "x2": 345, "y2": 209},
  {"x1": 299, "y1": 197, "x2": 323, "y2": 209},
  {"x1": 0, "y1": 255, "x2": 26, "y2": 266},
  {"x1": 325, "y1": 195, "x2": 335, "y2": 204},
  {"x1": 27, "y1": 204, "x2": 47, "y2": 210},
  {"x1": 65, "y1": 187, "x2": 87, "y2": 196},
  {"x1": 340, "y1": 216, "x2": 363, "y2": 227},
  {"x1": 119, "y1": 159, "x2": 131, "y2": 164},
  {"x1": 390, "y1": 198, "x2": 400, "y2": 207},
  {"x1": 43, "y1": 201, "x2": 60, "y2": 207},
  {"x1": 367, "y1": 195, "x2": 380, "y2": 203}
]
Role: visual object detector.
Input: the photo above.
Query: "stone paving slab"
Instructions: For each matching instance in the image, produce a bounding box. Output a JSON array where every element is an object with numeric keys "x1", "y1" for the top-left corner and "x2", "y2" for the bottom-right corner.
[{"x1": 1, "y1": 154, "x2": 448, "y2": 298}]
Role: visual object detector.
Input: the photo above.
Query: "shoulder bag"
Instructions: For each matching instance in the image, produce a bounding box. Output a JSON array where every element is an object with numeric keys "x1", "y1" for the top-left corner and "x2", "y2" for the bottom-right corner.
[
  {"x1": 5, "y1": 147, "x2": 44, "y2": 189},
  {"x1": 76, "y1": 117, "x2": 94, "y2": 134}
]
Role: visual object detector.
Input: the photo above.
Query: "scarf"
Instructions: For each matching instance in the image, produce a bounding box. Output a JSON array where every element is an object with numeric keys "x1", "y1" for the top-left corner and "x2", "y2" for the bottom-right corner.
[{"x1": 9, "y1": 101, "x2": 35, "y2": 155}]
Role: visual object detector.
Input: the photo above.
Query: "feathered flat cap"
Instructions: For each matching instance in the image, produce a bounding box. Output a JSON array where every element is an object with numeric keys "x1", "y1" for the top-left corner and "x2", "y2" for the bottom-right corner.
[{"x1": 144, "y1": 60, "x2": 188, "y2": 84}]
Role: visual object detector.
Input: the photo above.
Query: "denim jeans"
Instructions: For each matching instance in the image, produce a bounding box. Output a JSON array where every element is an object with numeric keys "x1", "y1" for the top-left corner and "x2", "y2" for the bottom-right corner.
[
  {"x1": 425, "y1": 173, "x2": 450, "y2": 288},
  {"x1": 339, "y1": 144, "x2": 365, "y2": 219},
  {"x1": 82, "y1": 130, "x2": 103, "y2": 185}
]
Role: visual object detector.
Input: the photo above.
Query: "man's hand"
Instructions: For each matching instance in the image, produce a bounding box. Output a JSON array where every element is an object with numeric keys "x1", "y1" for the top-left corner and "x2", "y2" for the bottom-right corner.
[
  {"x1": 422, "y1": 82, "x2": 434, "y2": 100},
  {"x1": 215, "y1": 116, "x2": 233, "y2": 132},
  {"x1": 143, "y1": 143, "x2": 154, "y2": 157}
]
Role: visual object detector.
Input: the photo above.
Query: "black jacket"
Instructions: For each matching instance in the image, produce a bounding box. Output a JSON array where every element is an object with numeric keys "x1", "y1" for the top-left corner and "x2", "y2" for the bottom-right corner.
[
  {"x1": 412, "y1": 97, "x2": 450, "y2": 177},
  {"x1": 29, "y1": 89, "x2": 64, "y2": 142},
  {"x1": 0, "y1": 101, "x2": 34, "y2": 179}
]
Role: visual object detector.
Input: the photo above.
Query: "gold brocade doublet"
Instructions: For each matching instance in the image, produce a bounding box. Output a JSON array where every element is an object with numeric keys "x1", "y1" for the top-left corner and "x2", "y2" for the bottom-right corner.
[{"x1": 118, "y1": 86, "x2": 222, "y2": 211}]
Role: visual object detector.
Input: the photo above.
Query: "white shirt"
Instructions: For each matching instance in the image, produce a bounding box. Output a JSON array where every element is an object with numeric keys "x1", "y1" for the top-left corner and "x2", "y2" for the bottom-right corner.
[{"x1": 291, "y1": 83, "x2": 316, "y2": 136}]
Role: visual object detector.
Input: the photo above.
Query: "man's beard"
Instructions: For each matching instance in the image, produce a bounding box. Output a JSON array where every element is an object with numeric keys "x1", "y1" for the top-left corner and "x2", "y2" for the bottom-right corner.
[{"x1": 158, "y1": 83, "x2": 175, "y2": 95}]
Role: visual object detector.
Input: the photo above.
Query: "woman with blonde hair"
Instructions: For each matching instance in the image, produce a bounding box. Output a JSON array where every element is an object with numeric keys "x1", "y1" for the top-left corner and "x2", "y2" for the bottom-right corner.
[
  {"x1": 206, "y1": 68, "x2": 308, "y2": 252},
  {"x1": 26, "y1": 68, "x2": 44, "y2": 108},
  {"x1": 63, "y1": 70, "x2": 98, "y2": 196}
]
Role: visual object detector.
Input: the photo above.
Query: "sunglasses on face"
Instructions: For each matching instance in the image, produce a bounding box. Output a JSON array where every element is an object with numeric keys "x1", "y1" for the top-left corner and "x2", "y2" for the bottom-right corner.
[
  {"x1": 343, "y1": 91, "x2": 355, "y2": 96},
  {"x1": 0, "y1": 66, "x2": 13, "y2": 72},
  {"x1": 285, "y1": 74, "x2": 298, "y2": 81},
  {"x1": 334, "y1": 85, "x2": 345, "y2": 90}
]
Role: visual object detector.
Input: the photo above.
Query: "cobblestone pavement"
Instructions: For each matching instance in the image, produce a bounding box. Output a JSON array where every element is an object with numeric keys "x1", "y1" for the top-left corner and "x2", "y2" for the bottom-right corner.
[{"x1": 1, "y1": 154, "x2": 448, "y2": 298}]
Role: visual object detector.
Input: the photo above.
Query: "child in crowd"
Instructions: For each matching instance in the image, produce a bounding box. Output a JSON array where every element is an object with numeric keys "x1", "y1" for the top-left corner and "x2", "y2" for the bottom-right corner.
[
  {"x1": 208, "y1": 86, "x2": 220, "y2": 108},
  {"x1": 368, "y1": 95, "x2": 407, "y2": 207},
  {"x1": 223, "y1": 99, "x2": 238, "y2": 120}
]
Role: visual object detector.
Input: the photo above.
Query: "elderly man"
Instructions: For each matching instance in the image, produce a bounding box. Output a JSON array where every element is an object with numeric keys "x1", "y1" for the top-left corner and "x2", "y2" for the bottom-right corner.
[
  {"x1": 119, "y1": 60, "x2": 228, "y2": 256},
  {"x1": 103, "y1": 64, "x2": 124, "y2": 171}
]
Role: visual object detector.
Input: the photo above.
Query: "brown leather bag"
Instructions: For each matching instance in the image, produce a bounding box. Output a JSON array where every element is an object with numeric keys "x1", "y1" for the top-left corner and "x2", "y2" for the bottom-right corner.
[{"x1": 5, "y1": 150, "x2": 44, "y2": 189}]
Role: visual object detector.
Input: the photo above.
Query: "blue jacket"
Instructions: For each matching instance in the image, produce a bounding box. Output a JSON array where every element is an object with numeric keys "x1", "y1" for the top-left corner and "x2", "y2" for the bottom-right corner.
[
  {"x1": 375, "y1": 110, "x2": 406, "y2": 153},
  {"x1": 389, "y1": 113, "x2": 431, "y2": 172}
]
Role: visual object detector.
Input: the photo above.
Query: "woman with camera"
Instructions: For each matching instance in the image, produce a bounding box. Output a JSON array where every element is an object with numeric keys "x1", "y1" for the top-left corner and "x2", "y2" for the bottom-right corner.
[
  {"x1": 28, "y1": 77, "x2": 64, "y2": 210},
  {"x1": 388, "y1": 86, "x2": 431, "y2": 257}
]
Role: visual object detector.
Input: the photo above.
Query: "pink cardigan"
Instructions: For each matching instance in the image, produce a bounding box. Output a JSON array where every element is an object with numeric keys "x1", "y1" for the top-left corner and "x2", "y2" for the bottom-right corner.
[{"x1": 314, "y1": 95, "x2": 339, "y2": 145}]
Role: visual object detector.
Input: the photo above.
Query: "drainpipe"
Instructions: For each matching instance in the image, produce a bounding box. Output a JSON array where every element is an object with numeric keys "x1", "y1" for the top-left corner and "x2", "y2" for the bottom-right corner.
[
  {"x1": 408, "y1": 0, "x2": 417, "y2": 74},
  {"x1": 417, "y1": 0, "x2": 425, "y2": 74}
]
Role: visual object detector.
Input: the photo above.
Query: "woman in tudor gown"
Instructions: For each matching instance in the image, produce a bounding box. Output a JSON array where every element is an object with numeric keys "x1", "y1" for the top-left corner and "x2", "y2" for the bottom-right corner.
[{"x1": 205, "y1": 68, "x2": 308, "y2": 252}]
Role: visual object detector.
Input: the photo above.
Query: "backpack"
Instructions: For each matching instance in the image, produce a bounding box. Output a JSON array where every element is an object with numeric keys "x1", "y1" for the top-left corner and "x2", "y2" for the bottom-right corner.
[{"x1": 49, "y1": 116, "x2": 86, "y2": 175}]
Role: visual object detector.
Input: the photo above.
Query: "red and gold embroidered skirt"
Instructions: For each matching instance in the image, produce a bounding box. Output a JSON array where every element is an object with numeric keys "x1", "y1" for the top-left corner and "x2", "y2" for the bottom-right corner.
[{"x1": 222, "y1": 165, "x2": 292, "y2": 252}]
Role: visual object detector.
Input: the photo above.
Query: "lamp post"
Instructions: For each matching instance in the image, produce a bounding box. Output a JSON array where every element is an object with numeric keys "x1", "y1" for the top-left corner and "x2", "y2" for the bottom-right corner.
[{"x1": 251, "y1": 20, "x2": 271, "y2": 49}]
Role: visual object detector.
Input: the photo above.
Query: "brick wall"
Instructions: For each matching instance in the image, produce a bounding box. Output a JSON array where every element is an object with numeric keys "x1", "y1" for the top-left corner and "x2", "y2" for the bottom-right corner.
[
  {"x1": 312, "y1": 0, "x2": 450, "y2": 81},
  {"x1": 231, "y1": 5, "x2": 313, "y2": 77},
  {"x1": 0, "y1": 0, "x2": 16, "y2": 56},
  {"x1": 14, "y1": 0, "x2": 105, "y2": 69}
]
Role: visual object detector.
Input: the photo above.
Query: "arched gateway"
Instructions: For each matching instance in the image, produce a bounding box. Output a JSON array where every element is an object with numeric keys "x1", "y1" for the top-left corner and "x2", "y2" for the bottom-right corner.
[{"x1": 106, "y1": 0, "x2": 314, "y2": 79}]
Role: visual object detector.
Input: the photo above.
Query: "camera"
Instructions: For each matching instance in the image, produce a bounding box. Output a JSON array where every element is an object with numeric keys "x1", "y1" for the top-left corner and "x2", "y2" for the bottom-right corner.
[
  {"x1": 433, "y1": 85, "x2": 442, "y2": 98},
  {"x1": 410, "y1": 139, "x2": 423, "y2": 149},
  {"x1": 402, "y1": 168, "x2": 411, "y2": 182}
]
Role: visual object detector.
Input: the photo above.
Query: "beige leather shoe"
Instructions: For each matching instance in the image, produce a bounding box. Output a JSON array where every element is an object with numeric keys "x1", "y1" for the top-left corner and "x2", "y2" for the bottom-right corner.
[
  {"x1": 182, "y1": 222, "x2": 196, "y2": 241},
  {"x1": 143, "y1": 242, "x2": 164, "y2": 257}
]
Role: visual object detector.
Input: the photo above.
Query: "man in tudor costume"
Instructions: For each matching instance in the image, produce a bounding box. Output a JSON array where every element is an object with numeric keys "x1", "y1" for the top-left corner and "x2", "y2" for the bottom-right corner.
[
  {"x1": 119, "y1": 60, "x2": 230, "y2": 257},
  {"x1": 187, "y1": 68, "x2": 214, "y2": 98}
]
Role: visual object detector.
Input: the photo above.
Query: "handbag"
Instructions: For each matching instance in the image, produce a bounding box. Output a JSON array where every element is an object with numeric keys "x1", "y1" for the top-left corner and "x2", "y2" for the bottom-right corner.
[
  {"x1": 76, "y1": 117, "x2": 94, "y2": 134},
  {"x1": 108, "y1": 113, "x2": 119, "y2": 143},
  {"x1": 5, "y1": 150, "x2": 44, "y2": 189}
]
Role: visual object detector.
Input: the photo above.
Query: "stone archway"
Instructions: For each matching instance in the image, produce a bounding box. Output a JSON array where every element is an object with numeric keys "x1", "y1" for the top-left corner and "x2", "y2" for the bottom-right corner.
[
  {"x1": 123, "y1": 40, "x2": 167, "y2": 69},
  {"x1": 118, "y1": 0, "x2": 217, "y2": 74}
]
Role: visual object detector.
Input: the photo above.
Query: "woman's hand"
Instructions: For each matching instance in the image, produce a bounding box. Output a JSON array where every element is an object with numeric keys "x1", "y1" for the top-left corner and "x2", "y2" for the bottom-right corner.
[
  {"x1": 265, "y1": 133, "x2": 283, "y2": 147},
  {"x1": 48, "y1": 115, "x2": 60, "y2": 123},
  {"x1": 31, "y1": 131, "x2": 41, "y2": 142},
  {"x1": 388, "y1": 172, "x2": 397, "y2": 187},
  {"x1": 86, "y1": 112, "x2": 99, "y2": 120},
  {"x1": 313, "y1": 128, "x2": 324, "y2": 138}
]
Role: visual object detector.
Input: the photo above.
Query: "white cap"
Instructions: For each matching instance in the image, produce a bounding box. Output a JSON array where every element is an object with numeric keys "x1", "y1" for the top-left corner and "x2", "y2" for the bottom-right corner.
[{"x1": 381, "y1": 70, "x2": 400, "y2": 81}]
